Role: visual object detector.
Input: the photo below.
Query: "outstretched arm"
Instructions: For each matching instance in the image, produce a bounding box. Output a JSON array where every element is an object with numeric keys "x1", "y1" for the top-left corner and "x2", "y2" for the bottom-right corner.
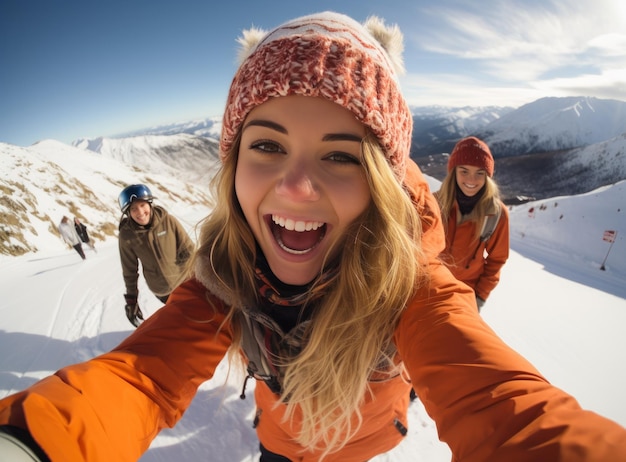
[
  {"x1": 0, "y1": 279, "x2": 233, "y2": 462},
  {"x1": 397, "y1": 262, "x2": 626, "y2": 461}
]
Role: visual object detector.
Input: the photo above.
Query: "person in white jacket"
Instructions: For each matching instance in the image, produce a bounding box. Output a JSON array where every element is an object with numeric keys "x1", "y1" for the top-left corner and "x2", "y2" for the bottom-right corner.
[{"x1": 58, "y1": 215, "x2": 86, "y2": 260}]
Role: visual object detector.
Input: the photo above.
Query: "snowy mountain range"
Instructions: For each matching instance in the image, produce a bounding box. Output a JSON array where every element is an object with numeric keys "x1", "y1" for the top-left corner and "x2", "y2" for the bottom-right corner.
[
  {"x1": 494, "y1": 132, "x2": 626, "y2": 202},
  {"x1": 74, "y1": 96, "x2": 626, "y2": 162},
  {"x1": 405, "y1": 97, "x2": 626, "y2": 203},
  {"x1": 481, "y1": 96, "x2": 626, "y2": 157},
  {"x1": 80, "y1": 115, "x2": 223, "y2": 141},
  {"x1": 70, "y1": 96, "x2": 626, "y2": 203},
  {"x1": 408, "y1": 105, "x2": 515, "y2": 155},
  {"x1": 2, "y1": 95, "x2": 625, "y2": 256},
  {"x1": 73, "y1": 133, "x2": 221, "y2": 185}
]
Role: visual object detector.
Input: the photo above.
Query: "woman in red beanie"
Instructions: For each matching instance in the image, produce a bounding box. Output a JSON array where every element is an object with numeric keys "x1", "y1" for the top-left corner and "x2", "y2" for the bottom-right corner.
[{"x1": 436, "y1": 136, "x2": 509, "y2": 311}]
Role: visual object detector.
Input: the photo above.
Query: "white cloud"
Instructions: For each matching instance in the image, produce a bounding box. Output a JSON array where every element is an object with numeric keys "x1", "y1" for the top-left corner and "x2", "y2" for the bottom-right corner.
[
  {"x1": 401, "y1": 72, "x2": 545, "y2": 108},
  {"x1": 402, "y1": 0, "x2": 626, "y2": 102},
  {"x1": 586, "y1": 33, "x2": 626, "y2": 58},
  {"x1": 531, "y1": 68, "x2": 626, "y2": 101}
]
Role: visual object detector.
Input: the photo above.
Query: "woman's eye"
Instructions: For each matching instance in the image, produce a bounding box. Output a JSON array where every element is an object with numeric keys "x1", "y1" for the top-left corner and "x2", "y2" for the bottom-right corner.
[
  {"x1": 249, "y1": 140, "x2": 283, "y2": 153},
  {"x1": 326, "y1": 152, "x2": 361, "y2": 165}
]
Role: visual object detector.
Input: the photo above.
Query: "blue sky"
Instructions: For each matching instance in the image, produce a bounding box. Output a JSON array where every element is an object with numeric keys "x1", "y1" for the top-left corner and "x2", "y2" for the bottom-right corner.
[{"x1": 1, "y1": 0, "x2": 625, "y2": 147}]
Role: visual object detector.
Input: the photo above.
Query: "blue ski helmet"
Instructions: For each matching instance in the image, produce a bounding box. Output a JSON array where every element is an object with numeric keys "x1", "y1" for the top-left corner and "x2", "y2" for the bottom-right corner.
[{"x1": 118, "y1": 184, "x2": 154, "y2": 214}]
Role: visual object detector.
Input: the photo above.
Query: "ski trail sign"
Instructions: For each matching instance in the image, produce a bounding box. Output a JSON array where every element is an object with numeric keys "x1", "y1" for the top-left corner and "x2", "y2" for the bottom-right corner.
[
  {"x1": 603, "y1": 230, "x2": 616, "y2": 243},
  {"x1": 600, "y1": 230, "x2": 617, "y2": 271}
]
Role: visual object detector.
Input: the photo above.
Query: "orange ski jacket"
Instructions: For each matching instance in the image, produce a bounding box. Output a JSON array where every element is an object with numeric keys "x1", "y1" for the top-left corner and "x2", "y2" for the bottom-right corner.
[{"x1": 440, "y1": 199, "x2": 510, "y2": 300}]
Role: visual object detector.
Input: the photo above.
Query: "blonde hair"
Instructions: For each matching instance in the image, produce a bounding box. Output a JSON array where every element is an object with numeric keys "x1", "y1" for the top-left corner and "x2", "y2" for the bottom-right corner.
[
  {"x1": 189, "y1": 133, "x2": 426, "y2": 457},
  {"x1": 437, "y1": 167, "x2": 501, "y2": 241}
]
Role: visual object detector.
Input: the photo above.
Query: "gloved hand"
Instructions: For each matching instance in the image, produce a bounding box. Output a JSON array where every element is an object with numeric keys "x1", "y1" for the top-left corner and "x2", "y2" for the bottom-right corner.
[
  {"x1": 476, "y1": 296, "x2": 486, "y2": 312},
  {"x1": 124, "y1": 294, "x2": 144, "y2": 327}
]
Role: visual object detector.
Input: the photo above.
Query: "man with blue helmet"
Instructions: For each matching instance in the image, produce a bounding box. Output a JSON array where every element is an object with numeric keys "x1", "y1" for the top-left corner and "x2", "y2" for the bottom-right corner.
[{"x1": 117, "y1": 184, "x2": 194, "y2": 327}]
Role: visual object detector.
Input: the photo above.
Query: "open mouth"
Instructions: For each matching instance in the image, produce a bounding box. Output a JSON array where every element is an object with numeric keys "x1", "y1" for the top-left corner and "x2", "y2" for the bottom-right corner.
[{"x1": 269, "y1": 215, "x2": 327, "y2": 255}]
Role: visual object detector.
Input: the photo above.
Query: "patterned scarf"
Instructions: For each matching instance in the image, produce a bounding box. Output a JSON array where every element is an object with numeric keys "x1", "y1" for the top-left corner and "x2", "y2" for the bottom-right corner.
[
  {"x1": 236, "y1": 255, "x2": 338, "y2": 395},
  {"x1": 239, "y1": 254, "x2": 400, "y2": 396}
]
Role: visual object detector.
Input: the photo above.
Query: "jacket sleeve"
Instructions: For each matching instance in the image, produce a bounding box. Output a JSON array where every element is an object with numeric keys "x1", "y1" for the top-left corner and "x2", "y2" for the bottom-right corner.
[
  {"x1": 475, "y1": 202, "x2": 510, "y2": 300},
  {"x1": 0, "y1": 279, "x2": 232, "y2": 462},
  {"x1": 118, "y1": 227, "x2": 140, "y2": 296},
  {"x1": 396, "y1": 262, "x2": 626, "y2": 461}
]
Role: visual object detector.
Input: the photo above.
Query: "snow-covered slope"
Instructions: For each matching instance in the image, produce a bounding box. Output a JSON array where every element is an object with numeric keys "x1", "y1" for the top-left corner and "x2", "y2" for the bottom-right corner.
[
  {"x1": 0, "y1": 140, "x2": 214, "y2": 256},
  {"x1": 510, "y1": 180, "x2": 626, "y2": 293}
]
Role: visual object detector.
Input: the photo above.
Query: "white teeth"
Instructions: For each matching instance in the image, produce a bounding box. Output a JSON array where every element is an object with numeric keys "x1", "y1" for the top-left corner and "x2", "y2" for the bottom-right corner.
[{"x1": 272, "y1": 215, "x2": 324, "y2": 232}]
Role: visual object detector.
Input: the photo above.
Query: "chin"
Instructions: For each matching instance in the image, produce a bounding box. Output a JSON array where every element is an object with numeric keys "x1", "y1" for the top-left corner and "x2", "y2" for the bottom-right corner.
[
  {"x1": 275, "y1": 270, "x2": 318, "y2": 286},
  {"x1": 268, "y1": 261, "x2": 321, "y2": 285}
]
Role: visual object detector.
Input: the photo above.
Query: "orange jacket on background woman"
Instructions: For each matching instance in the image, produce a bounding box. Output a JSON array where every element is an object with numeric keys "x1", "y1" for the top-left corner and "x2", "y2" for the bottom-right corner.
[
  {"x1": 441, "y1": 199, "x2": 509, "y2": 301},
  {"x1": 436, "y1": 136, "x2": 510, "y2": 306}
]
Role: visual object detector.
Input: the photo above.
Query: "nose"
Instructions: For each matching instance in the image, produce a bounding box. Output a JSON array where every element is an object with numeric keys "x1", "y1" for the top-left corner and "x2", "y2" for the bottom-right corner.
[
  {"x1": 275, "y1": 159, "x2": 320, "y2": 202},
  {"x1": 465, "y1": 172, "x2": 479, "y2": 183}
]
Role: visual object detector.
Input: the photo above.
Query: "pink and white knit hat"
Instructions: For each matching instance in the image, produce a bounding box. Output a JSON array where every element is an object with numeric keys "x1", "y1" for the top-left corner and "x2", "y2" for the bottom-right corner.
[{"x1": 219, "y1": 11, "x2": 413, "y2": 182}]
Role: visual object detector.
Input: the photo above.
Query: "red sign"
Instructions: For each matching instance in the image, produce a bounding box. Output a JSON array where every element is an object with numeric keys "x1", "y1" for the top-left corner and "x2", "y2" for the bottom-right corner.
[{"x1": 603, "y1": 230, "x2": 616, "y2": 243}]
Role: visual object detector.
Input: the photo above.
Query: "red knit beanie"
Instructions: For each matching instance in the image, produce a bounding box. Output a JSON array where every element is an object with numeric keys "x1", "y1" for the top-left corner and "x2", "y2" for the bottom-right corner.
[
  {"x1": 219, "y1": 11, "x2": 412, "y2": 183},
  {"x1": 447, "y1": 136, "x2": 495, "y2": 177}
]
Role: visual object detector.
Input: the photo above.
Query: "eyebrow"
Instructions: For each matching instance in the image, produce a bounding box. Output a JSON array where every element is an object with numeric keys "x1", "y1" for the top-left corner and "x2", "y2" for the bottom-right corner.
[
  {"x1": 244, "y1": 119, "x2": 286, "y2": 133},
  {"x1": 459, "y1": 166, "x2": 486, "y2": 171},
  {"x1": 243, "y1": 118, "x2": 363, "y2": 143}
]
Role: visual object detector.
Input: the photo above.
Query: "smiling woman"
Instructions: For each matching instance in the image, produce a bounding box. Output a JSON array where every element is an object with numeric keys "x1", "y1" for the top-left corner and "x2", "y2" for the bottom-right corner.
[
  {"x1": 235, "y1": 95, "x2": 370, "y2": 285},
  {"x1": 435, "y1": 136, "x2": 509, "y2": 311}
]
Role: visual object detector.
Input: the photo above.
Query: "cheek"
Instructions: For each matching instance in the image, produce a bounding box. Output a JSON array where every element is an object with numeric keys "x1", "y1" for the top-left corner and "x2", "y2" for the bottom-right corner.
[
  {"x1": 333, "y1": 180, "x2": 371, "y2": 223},
  {"x1": 235, "y1": 163, "x2": 261, "y2": 222}
]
